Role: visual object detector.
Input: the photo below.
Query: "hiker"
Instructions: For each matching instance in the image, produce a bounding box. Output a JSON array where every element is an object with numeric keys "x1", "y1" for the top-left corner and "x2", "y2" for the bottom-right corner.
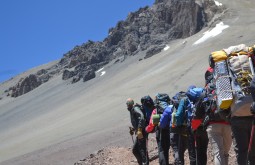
[
  {"x1": 140, "y1": 95, "x2": 154, "y2": 162},
  {"x1": 141, "y1": 95, "x2": 155, "y2": 126},
  {"x1": 178, "y1": 86, "x2": 202, "y2": 165},
  {"x1": 161, "y1": 90, "x2": 196, "y2": 165},
  {"x1": 146, "y1": 93, "x2": 172, "y2": 165},
  {"x1": 126, "y1": 98, "x2": 149, "y2": 165},
  {"x1": 171, "y1": 91, "x2": 193, "y2": 165},
  {"x1": 189, "y1": 86, "x2": 209, "y2": 165},
  {"x1": 209, "y1": 44, "x2": 255, "y2": 165},
  {"x1": 192, "y1": 67, "x2": 232, "y2": 165}
]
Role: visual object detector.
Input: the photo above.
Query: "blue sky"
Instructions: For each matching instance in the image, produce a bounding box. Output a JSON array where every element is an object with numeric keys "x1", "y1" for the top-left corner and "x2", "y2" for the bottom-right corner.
[{"x1": 0, "y1": 0, "x2": 154, "y2": 83}]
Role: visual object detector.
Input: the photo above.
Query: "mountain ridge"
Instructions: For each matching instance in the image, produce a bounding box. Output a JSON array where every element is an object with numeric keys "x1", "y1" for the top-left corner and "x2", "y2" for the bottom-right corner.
[{"x1": 1, "y1": 0, "x2": 222, "y2": 98}]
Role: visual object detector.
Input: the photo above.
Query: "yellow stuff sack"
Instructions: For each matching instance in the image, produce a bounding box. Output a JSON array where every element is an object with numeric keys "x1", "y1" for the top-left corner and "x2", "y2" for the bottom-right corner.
[{"x1": 211, "y1": 50, "x2": 228, "y2": 62}]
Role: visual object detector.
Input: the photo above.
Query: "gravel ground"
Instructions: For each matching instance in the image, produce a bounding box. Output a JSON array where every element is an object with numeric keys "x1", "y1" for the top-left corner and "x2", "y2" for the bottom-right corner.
[{"x1": 75, "y1": 135, "x2": 236, "y2": 165}]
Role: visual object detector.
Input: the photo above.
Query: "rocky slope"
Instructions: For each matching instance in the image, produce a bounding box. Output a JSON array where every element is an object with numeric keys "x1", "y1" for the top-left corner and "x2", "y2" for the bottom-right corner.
[{"x1": 3, "y1": 0, "x2": 223, "y2": 98}]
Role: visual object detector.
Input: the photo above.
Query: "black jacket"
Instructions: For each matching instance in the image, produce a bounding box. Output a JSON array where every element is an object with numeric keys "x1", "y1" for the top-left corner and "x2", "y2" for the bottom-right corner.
[{"x1": 130, "y1": 105, "x2": 145, "y2": 130}]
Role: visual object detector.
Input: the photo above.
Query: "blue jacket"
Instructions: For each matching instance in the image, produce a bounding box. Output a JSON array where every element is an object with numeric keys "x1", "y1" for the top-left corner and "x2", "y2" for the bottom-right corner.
[{"x1": 159, "y1": 105, "x2": 174, "y2": 128}]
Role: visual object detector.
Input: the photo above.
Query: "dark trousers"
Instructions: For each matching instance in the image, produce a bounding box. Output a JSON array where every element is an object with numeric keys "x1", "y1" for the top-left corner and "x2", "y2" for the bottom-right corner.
[
  {"x1": 170, "y1": 132, "x2": 180, "y2": 164},
  {"x1": 194, "y1": 129, "x2": 209, "y2": 165},
  {"x1": 132, "y1": 131, "x2": 149, "y2": 165},
  {"x1": 231, "y1": 116, "x2": 255, "y2": 165},
  {"x1": 156, "y1": 128, "x2": 170, "y2": 165},
  {"x1": 177, "y1": 129, "x2": 196, "y2": 165}
]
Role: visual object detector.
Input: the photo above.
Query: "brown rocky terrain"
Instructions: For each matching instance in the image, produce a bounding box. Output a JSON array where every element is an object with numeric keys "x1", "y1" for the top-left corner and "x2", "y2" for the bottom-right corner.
[{"x1": 75, "y1": 136, "x2": 236, "y2": 165}]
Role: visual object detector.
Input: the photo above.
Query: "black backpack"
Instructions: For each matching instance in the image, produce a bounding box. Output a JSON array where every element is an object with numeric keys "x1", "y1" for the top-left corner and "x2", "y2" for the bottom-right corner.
[
  {"x1": 141, "y1": 95, "x2": 154, "y2": 109},
  {"x1": 133, "y1": 103, "x2": 146, "y2": 118},
  {"x1": 140, "y1": 95, "x2": 155, "y2": 124},
  {"x1": 154, "y1": 93, "x2": 171, "y2": 114},
  {"x1": 172, "y1": 91, "x2": 188, "y2": 109},
  {"x1": 203, "y1": 92, "x2": 231, "y2": 123}
]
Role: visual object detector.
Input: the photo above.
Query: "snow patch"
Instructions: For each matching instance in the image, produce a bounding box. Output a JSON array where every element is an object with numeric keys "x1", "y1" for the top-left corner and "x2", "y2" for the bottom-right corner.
[
  {"x1": 100, "y1": 71, "x2": 106, "y2": 76},
  {"x1": 96, "y1": 68, "x2": 104, "y2": 73},
  {"x1": 214, "y1": 0, "x2": 223, "y2": 6},
  {"x1": 163, "y1": 45, "x2": 170, "y2": 51},
  {"x1": 193, "y1": 22, "x2": 229, "y2": 45}
]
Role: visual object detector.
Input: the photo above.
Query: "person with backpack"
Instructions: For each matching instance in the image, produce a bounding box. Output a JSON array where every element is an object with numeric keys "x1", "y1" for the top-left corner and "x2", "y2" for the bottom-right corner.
[
  {"x1": 126, "y1": 98, "x2": 149, "y2": 165},
  {"x1": 187, "y1": 86, "x2": 209, "y2": 165},
  {"x1": 209, "y1": 44, "x2": 255, "y2": 165},
  {"x1": 202, "y1": 67, "x2": 232, "y2": 165},
  {"x1": 177, "y1": 86, "x2": 203, "y2": 165},
  {"x1": 197, "y1": 67, "x2": 232, "y2": 165},
  {"x1": 169, "y1": 91, "x2": 193, "y2": 165},
  {"x1": 146, "y1": 93, "x2": 172, "y2": 165},
  {"x1": 141, "y1": 95, "x2": 155, "y2": 126},
  {"x1": 161, "y1": 90, "x2": 196, "y2": 165}
]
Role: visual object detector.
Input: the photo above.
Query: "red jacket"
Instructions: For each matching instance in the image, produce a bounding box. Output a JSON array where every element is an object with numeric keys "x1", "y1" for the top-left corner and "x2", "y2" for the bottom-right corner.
[{"x1": 146, "y1": 108, "x2": 157, "y2": 133}]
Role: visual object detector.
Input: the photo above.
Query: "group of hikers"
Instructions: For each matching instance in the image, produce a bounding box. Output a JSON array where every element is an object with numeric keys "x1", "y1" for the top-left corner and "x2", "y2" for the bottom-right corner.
[{"x1": 125, "y1": 43, "x2": 255, "y2": 165}]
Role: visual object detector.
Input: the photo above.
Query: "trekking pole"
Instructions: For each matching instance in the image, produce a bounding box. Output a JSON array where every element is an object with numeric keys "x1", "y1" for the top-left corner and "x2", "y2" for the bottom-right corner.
[
  {"x1": 247, "y1": 115, "x2": 255, "y2": 165},
  {"x1": 131, "y1": 134, "x2": 134, "y2": 144},
  {"x1": 194, "y1": 134, "x2": 198, "y2": 165},
  {"x1": 129, "y1": 127, "x2": 135, "y2": 144}
]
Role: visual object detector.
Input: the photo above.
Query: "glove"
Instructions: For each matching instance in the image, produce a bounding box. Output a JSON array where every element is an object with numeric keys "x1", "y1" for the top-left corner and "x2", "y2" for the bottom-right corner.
[
  {"x1": 137, "y1": 128, "x2": 144, "y2": 139},
  {"x1": 251, "y1": 102, "x2": 255, "y2": 115},
  {"x1": 129, "y1": 127, "x2": 135, "y2": 135}
]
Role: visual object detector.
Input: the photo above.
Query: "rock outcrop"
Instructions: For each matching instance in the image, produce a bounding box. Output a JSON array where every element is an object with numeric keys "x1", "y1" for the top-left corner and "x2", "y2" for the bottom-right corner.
[{"x1": 11, "y1": 74, "x2": 42, "y2": 97}]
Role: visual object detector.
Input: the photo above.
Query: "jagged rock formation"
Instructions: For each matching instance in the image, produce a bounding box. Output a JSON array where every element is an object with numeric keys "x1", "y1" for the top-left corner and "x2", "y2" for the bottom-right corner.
[
  {"x1": 7, "y1": 0, "x2": 224, "y2": 97},
  {"x1": 10, "y1": 74, "x2": 42, "y2": 97}
]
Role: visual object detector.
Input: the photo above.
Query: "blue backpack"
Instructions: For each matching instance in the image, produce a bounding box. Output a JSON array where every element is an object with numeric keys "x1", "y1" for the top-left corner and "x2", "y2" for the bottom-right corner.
[
  {"x1": 186, "y1": 87, "x2": 204, "y2": 103},
  {"x1": 171, "y1": 88, "x2": 203, "y2": 134},
  {"x1": 172, "y1": 92, "x2": 191, "y2": 127},
  {"x1": 170, "y1": 92, "x2": 190, "y2": 134}
]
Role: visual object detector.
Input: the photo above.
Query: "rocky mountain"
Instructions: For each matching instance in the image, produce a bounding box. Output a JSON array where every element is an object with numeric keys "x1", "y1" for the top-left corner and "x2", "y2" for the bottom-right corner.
[{"x1": 5, "y1": 0, "x2": 223, "y2": 97}]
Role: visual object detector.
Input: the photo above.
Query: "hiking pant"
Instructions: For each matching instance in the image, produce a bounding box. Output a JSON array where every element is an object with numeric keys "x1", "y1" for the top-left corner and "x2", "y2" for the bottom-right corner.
[
  {"x1": 133, "y1": 131, "x2": 149, "y2": 165},
  {"x1": 176, "y1": 129, "x2": 196, "y2": 165},
  {"x1": 231, "y1": 116, "x2": 255, "y2": 165},
  {"x1": 194, "y1": 128, "x2": 209, "y2": 165},
  {"x1": 207, "y1": 123, "x2": 232, "y2": 165},
  {"x1": 170, "y1": 132, "x2": 180, "y2": 164},
  {"x1": 156, "y1": 128, "x2": 170, "y2": 165}
]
